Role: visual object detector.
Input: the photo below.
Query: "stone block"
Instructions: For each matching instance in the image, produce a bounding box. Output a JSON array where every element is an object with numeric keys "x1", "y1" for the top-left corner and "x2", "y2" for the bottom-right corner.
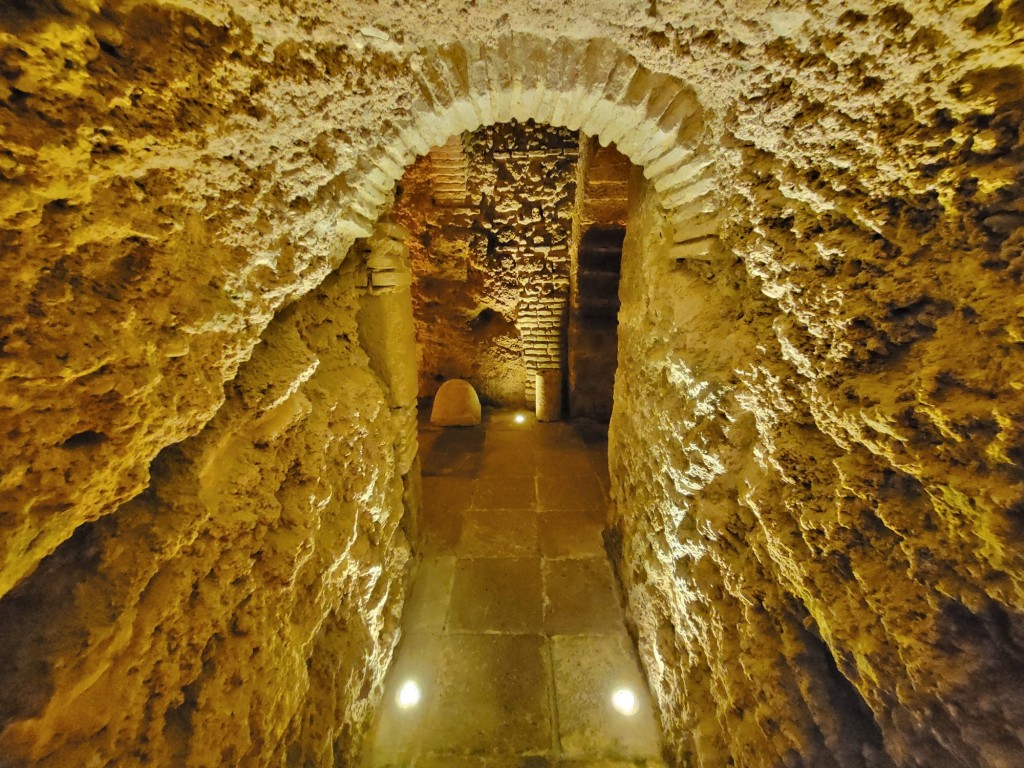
[
  {"x1": 668, "y1": 235, "x2": 726, "y2": 263},
  {"x1": 671, "y1": 210, "x2": 719, "y2": 241},
  {"x1": 357, "y1": 285, "x2": 418, "y2": 406},
  {"x1": 536, "y1": 369, "x2": 563, "y2": 422},
  {"x1": 430, "y1": 379, "x2": 482, "y2": 426}
]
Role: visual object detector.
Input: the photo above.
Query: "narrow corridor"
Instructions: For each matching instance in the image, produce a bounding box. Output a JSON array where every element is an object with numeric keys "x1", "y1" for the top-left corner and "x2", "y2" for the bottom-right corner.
[{"x1": 364, "y1": 409, "x2": 667, "y2": 767}]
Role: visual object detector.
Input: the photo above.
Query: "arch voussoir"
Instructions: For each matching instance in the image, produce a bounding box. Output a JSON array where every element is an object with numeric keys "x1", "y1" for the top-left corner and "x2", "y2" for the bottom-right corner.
[
  {"x1": 601, "y1": 69, "x2": 671, "y2": 149},
  {"x1": 426, "y1": 47, "x2": 478, "y2": 134},
  {"x1": 662, "y1": 175, "x2": 717, "y2": 211},
  {"x1": 531, "y1": 38, "x2": 581, "y2": 127},
  {"x1": 578, "y1": 54, "x2": 640, "y2": 141},
  {"x1": 486, "y1": 36, "x2": 518, "y2": 124},
  {"x1": 346, "y1": 33, "x2": 723, "y2": 262},
  {"x1": 653, "y1": 155, "x2": 716, "y2": 195}
]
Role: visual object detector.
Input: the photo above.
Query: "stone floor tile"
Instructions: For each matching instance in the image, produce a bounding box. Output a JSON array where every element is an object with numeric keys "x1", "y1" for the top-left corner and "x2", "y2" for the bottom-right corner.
[
  {"x1": 422, "y1": 476, "x2": 474, "y2": 514},
  {"x1": 460, "y1": 508, "x2": 539, "y2": 557},
  {"x1": 472, "y1": 475, "x2": 537, "y2": 510},
  {"x1": 569, "y1": 420, "x2": 609, "y2": 448},
  {"x1": 587, "y1": 449, "x2": 610, "y2": 481},
  {"x1": 480, "y1": 448, "x2": 538, "y2": 477},
  {"x1": 417, "y1": 430, "x2": 440, "y2": 459},
  {"x1": 417, "y1": 755, "x2": 553, "y2": 767},
  {"x1": 551, "y1": 634, "x2": 663, "y2": 761},
  {"x1": 420, "y1": 477, "x2": 472, "y2": 554},
  {"x1": 437, "y1": 425, "x2": 487, "y2": 451},
  {"x1": 403, "y1": 556, "x2": 456, "y2": 633},
  {"x1": 484, "y1": 428, "x2": 540, "y2": 454},
  {"x1": 482, "y1": 408, "x2": 538, "y2": 431},
  {"x1": 543, "y1": 557, "x2": 624, "y2": 635},
  {"x1": 534, "y1": 449, "x2": 598, "y2": 480},
  {"x1": 588, "y1": 451, "x2": 611, "y2": 499},
  {"x1": 531, "y1": 424, "x2": 588, "y2": 451},
  {"x1": 536, "y1": 474, "x2": 607, "y2": 513},
  {"x1": 593, "y1": 466, "x2": 611, "y2": 501},
  {"x1": 539, "y1": 510, "x2": 606, "y2": 559},
  {"x1": 419, "y1": 511, "x2": 464, "y2": 556},
  {"x1": 418, "y1": 517, "x2": 462, "y2": 555},
  {"x1": 365, "y1": 633, "x2": 447, "y2": 767},
  {"x1": 422, "y1": 449, "x2": 482, "y2": 477},
  {"x1": 448, "y1": 558, "x2": 543, "y2": 633},
  {"x1": 422, "y1": 427, "x2": 486, "y2": 476},
  {"x1": 422, "y1": 634, "x2": 551, "y2": 754}
]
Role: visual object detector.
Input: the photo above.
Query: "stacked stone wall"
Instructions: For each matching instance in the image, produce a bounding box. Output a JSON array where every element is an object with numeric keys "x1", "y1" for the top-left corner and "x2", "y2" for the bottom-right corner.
[
  {"x1": 393, "y1": 141, "x2": 528, "y2": 406},
  {"x1": 467, "y1": 121, "x2": 579, "y2": 404}
]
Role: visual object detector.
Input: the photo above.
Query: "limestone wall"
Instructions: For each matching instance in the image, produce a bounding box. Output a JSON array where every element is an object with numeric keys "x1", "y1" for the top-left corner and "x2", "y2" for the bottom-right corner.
[
  {"x1": 0, "y1": 257, "x2": 411, "y2": 766},
  {"x1": 611, "y1": 119, "x2": 1024, "y2": 765},
  {"x1": 613, "y1": 173, "x2": 892, "y2": 767},
  {"x1": 466, "y1": 121, "x2": 579, "y2": 405},
  {"x1": 1, "y1": 1, "x2": 1022, "y2": 767}
]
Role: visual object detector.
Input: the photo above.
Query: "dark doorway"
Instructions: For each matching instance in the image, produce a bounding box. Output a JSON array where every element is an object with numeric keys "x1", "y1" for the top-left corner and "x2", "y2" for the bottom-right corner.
[{"x1": 569, "y1": 225, "x2": 624, "y2": 421}]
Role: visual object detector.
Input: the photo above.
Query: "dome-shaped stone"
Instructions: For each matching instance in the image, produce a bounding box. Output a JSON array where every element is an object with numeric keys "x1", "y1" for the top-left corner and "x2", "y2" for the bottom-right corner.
[{"x1": 430, "y1": 379, "x2": 482, "y2": 426}]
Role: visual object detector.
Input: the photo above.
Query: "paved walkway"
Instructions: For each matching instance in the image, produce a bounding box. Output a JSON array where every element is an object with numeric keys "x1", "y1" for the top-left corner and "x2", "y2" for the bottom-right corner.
[{"x1": 363, "y1": 409, "x2": 667, "y2": 767}]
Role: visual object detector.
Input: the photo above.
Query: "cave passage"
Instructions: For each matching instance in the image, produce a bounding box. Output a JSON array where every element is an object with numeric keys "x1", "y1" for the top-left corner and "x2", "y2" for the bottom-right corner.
[
  {"x1": 363, "y1": 408, "x2": 665, "y2": 765},
  {"x1": 4, "y1": 8, "x2": 1024, "y2": 766}
]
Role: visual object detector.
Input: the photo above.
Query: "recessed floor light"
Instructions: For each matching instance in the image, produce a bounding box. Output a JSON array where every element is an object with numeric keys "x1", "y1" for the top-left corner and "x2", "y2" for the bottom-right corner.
[
  {"x1": 611, "y1": 687, "x2": 639, "y2": 716},
  {"x1": 396, "y1": 680, "x2": 421, "y2": 709}
]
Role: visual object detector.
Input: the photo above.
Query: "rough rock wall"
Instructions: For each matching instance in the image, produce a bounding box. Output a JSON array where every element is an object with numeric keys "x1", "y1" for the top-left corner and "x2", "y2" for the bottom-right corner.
[
  {"x1": 610, "y1": 61, "x2": 1024, "y2": 763},
  {"x1": 393, "y1": 141, "x2": 527, "y2": 406},
  {"x1": 0, "y1": 1, "x2": 1022, "y2": 766},
  {"x1": 467, "y1": 120, "x2": 579, "y2": 405},
  {"x1": 613, "y1": 174, "x2": 891, "y2": 768},
  {"x1": 0, "y1": 258, "x2": 411, "y2": 766}
]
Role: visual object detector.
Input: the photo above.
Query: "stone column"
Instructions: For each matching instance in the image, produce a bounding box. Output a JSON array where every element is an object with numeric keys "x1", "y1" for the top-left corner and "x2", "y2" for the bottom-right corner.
[
  {"x1": 356, "y1": 220, "x2": 419, "y2": 475},
  {"x1": 535, "y1": 369, "x2": 563, "y2": 421}
]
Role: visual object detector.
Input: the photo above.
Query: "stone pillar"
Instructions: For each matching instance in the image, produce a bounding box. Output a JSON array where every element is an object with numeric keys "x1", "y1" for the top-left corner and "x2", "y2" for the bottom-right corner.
[
  {"x1": 518, "y1": 291, "x2": 567, "y2": 402},
  {"x1": 356, "y1": 219, "x2": 419, "y2": 473},
  {"x1": 535, "y1": 369, "x2": 563, "y2": 422}
]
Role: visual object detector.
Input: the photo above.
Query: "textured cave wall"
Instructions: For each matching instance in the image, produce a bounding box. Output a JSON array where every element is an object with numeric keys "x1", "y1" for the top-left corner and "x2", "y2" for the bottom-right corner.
[
  {"x1": 0, "y1": 258, "x2": 411, "y2": 766},
  {"x1": 609, "y1": 20, "x2": 1024, "y2": 762},
  {"x1": 613, "y1": 173, "x2": 892, "y2": 767},
  {"x1": 0, "y1": 1, "x2": 1023, "y2": 767}
]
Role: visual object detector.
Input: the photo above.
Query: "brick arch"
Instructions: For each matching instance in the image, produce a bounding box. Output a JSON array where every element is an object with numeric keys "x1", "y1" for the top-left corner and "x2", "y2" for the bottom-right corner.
[{"x1": 344, "y1": 33, "x2": 722, "y2": 262}]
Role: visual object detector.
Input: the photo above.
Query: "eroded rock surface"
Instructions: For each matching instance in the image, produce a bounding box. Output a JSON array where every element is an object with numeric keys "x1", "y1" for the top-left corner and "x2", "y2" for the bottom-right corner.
[
  {"x1": 0, "y1": 262, "x2": 411, "y2": 765},
  {"x1": 1, "y1": 1, "x2": 1022, "y2": 766}
]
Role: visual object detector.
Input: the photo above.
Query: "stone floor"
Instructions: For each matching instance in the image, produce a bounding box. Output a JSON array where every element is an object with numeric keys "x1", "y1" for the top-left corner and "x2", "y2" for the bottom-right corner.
[{"x1": 363, "y1": 408, "x2": 668, "y2": 768}]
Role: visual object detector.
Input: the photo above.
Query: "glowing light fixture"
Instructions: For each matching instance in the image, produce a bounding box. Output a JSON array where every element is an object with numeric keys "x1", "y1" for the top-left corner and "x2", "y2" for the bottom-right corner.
[
  {"x1": 611, "y1": 687, "x2": 639, "y2": 716},
  {"x1": 396, "y1": 680, "x2": 421, "y2": 709},
  {"x1": 514, "y1": 413, "x2": 526, "y2": 424}
]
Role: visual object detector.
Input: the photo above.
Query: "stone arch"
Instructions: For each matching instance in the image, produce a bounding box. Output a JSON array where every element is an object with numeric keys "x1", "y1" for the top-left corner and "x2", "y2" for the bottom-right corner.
[{"x1": 344, "y1": 34, "x2": 723, "y2": 263}]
